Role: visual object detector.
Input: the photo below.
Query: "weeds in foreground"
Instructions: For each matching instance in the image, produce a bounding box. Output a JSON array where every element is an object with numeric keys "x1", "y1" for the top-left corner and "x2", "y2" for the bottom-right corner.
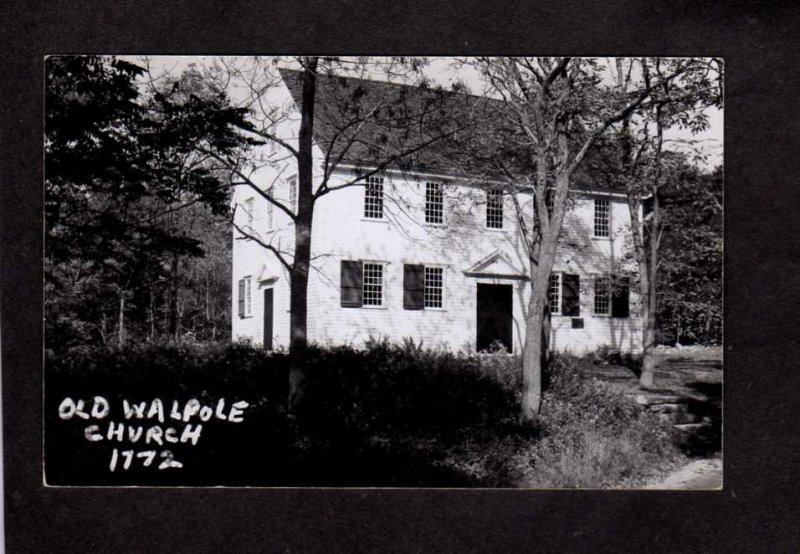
[{"x1": 46, "y1": 343, "x2": 685, "y2": 487}]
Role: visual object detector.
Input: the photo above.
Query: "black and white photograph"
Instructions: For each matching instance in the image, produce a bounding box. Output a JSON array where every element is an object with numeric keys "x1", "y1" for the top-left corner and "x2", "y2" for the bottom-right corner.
[{"x1": 44, "y1": 55, "x2": 723, "y2": 489}]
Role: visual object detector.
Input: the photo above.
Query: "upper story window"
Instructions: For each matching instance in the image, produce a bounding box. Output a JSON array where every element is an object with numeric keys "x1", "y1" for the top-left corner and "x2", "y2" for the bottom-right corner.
[
  {"x1": 243, "y1": 197, "x2": 254, "y2": 228},
  {"x1": 266, "y1": 187, "x2": 274, "y2": 230},
  {"x1": 425, "y1": 182, "x2": 444, "y2": 225},
  {"x1": 268, "y1": 122, "x2": 278, "y2": 154},
  {"x1": 362, "y1": 262, "x2": 385, "y2": 306},
  {"x1": 237, "y1": 276, "x2": 252, "y2": 318},
  {"x1": 594, "y1": 198, "x2": 610, "y2": 237},
  {"x1": 364, "y1": 176, "x2": 384, "y2": 219},
  {"x1": 486, "y1": 189, "x2": 503, "y2": 229},
  {"x1": 548, "y1": 273, "x2": 561, "y2": 314},
  {"x1": 288, "y1": 176, "x2": 298, "y2": 213},
  {"x1": 594, "y1": 276, "x2": 611, "y2": 315},
  {"x1": 424, "y1": 266, "x2": 444, "y2": 308}
]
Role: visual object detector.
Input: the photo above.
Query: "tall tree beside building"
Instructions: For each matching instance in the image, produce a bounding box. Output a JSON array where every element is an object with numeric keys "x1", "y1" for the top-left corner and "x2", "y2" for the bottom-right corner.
[
  {"x1": 607, "y1": 57, "x2": 722, "y2": 386},
  {"x1": 464, "y1": 57, "x2": 710, "y2": 421},
  {"x1": 194, "y1": 56, "x2": 477, "y2": 409}
]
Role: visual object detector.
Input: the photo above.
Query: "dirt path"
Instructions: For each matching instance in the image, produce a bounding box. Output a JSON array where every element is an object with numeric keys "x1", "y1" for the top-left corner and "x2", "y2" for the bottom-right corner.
[{"x1": 644, "y1": 457, "x2": 722, "y2": 490}]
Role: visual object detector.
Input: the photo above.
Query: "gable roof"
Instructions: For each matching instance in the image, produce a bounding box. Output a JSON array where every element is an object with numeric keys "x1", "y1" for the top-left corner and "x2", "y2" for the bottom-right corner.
[
  {"x1": 279, "y1": 67, "x2": 487, "y2": 177},
  {"x1": 278, "y1": 68, "x2": 624, "y2": 191}
]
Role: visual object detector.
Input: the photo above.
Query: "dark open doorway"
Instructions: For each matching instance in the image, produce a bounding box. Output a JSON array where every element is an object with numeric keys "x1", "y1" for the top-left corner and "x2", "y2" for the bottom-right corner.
[
  {"x1": 476, "y1": 283, "x2": 513, "y2": 352},
  {"x1": 263, "y1": 288, "x2": 273, "y2": 351}
]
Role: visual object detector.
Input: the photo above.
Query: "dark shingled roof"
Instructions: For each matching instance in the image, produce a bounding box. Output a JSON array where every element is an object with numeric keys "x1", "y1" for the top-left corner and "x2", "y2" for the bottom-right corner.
[
  {"x1": 278, "y1": 68, "x2": 624, "y2": 191},
  {"x1": 278, "y1": 67, "x2": 496, "y2": 177}
]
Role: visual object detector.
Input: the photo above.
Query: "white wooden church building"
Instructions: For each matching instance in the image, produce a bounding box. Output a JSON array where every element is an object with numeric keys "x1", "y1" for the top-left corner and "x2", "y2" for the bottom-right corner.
[{"x1": 232, "y1": 69, "x2": 643, "y2": 354}]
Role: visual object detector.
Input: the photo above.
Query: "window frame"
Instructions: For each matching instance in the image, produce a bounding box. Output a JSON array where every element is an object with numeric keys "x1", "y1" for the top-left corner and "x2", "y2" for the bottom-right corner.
[
  {"x1": 362, "y1": 261, "x2": 386, "y2": 308},
  {"x1": 243, "y1": 197, "x2": 254, "y2": 228},
  {"x1": 288, "y1": 176, "x2": 298, "y2": 213},
  {"x1": 238, "y1": 276, "x2": 253, "y2": 318},
  {"x1": 486, "y1": 188, "x2": 504, "y2": 229},
  {"x1": 265, "y1": 187, "x2": 274, "y2": 231},
  {"x1": 424, "y1": 181, "x2": 445, "y2": 226},
  {"x1": 593, "y1": 275, "x2": 611, "y2": 316},
  {"x1": 363, "y1": 176, "x2": 385, "y2": 220},
  {"x1": 593, "y1": 197, "x2": 610, "y2": 238},
  {"x1": 423, "y1": 265, "x2": 445, "y2": 309},
  {"x1": 548, "y1": 272, "x2": 561, "y2": 315}
]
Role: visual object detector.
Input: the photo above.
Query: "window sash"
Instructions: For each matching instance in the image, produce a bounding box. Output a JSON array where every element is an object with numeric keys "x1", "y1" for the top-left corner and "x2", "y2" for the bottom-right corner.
[
  {"x1": 239, "y1": 277, "x2": 252, "y2": 317},
  {"x1": 244, "y1": 198, "x2": 254, "y2": 228},
  {"x1": 594, "y1": 198, "x2": 610, "y2": 237},
  {"x1": 266, "y1": 188, "x2": 274, "y2": 230},
  {"x1": 289, "y1": 177, "x2": 297, "y2": 213},
  {"x1": 424, "y1": 266, "x2": 444, "y2": 308},
  {"x1": 486, "y1": 189, "x2": 503, "y2": 229},
  {"x1": 425, "y1": 182, "x2": 444, "y2": 224},
  {"x1": 548, "y1": 273, "x2": 561, "y2": 314},
  {"x1": 364, "y1": 176, "x2": 384, "y2": 219},
  {"x1": 594, "y1": 277, "x2": 611, "y2": 315},
  {"x1": 362, "y1": 262, "x2": 384, "y2": 306}
]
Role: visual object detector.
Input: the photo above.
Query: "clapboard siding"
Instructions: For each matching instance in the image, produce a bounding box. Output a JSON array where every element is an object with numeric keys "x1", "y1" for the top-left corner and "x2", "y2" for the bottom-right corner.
[{"x1": 232, "y1": 76, "x2": 643, "y2": 354}]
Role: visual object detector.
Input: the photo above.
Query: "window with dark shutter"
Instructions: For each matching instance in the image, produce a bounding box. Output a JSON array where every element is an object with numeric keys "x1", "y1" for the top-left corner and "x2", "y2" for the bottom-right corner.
[
  {"x1": 611, "y1": 278, "x2": 630, "y2": 318},
  {"x1": 340, "y1": 260, "x2": 363, "y2": 307},
  {"x1": 403, "y1": 264, "x2": 425, "y2": 310},
  {"x1": 237, "y1": 279, "x2": 245, "y2": 318},
  {"x1": 561, "y1": 273, "x2": 580, "y2": 317}
]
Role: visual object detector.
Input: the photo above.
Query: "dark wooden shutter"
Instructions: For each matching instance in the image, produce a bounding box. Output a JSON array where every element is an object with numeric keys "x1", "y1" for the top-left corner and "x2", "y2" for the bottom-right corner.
[
  {"x1": 237, "y1": 279, "x2": 245, "y2": 318},
  {"x1": 561, "y1": 273, "x2": 580, "y2": 316},
  {"x1": 612, "y1": 278, "x2": 630, "y2": 318},
  {"x1": 403, "y1": 264, "x2": 425, "y2": 309},
  {"x1": 340, "y1": 260, "x2": 363, "y2": 308}
]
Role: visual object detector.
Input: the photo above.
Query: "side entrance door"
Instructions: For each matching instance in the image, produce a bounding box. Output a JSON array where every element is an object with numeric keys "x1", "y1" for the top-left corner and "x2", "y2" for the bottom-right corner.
[
  {"x1": 263, "y1": 288, "x2": 273, "y2": 351},
  {"x1": 476, "y1": 283, "x2": 513, "y2": 352}
]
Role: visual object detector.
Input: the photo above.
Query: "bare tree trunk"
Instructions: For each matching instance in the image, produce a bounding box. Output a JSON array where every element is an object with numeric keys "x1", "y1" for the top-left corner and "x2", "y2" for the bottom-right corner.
[
  {"x1": 639, "y1": 265, "x2": 656, "y2": 387},
  {"x1": 288, "y1": 57, "x2": 318, "y2": 412},
  {"x1": 520, "y1": 229, "x2": 559, "y2": 423}
]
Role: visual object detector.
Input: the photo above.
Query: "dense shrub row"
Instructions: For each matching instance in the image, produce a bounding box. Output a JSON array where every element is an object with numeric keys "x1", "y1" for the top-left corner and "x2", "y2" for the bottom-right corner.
[{"x1": 45, "y1": 341, "x2": 683, "y2": 487}]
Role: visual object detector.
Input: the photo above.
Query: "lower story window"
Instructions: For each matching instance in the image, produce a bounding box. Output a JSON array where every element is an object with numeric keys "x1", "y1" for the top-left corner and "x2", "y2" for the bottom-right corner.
[
  {"x1": 424, "y1": 266, "x2": 444, "y2": 308},
  {"x1": 237, "y1": 277, "x2": 252, "y2": 318},
  {"x1": 594, "y1": 277, "x2": 611, "y2": 315},
  {"x1": 363, "y1": 262, "x2": 384, "y2": 306},
  {"x1": 548, "y1": 273, "x2": 561, "y2": 314}
]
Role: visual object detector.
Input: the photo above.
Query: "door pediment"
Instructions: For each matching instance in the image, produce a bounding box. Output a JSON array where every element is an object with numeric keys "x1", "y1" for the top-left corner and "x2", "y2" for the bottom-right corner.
[{"x1": 463, "y1": 250, "x2": 529, "y2": 281}]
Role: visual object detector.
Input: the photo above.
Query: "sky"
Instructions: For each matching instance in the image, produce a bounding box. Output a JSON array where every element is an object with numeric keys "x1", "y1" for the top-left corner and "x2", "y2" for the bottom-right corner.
[{"x1": 137, "y1": 56, "x2": 722, "y2": 170}]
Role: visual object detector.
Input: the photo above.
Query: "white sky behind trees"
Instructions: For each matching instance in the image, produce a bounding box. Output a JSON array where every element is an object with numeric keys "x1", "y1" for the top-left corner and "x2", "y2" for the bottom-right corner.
[{"x1": 136, "y1": 55, "x2": 722, "y2": 171}]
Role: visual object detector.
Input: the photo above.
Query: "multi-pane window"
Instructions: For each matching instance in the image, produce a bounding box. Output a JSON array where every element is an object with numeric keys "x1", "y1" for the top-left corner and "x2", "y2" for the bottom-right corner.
[
  {"x1": 266, "y1": 187, "x2": 274, "y2": 230},
  {"x1": 243, "y1": 197, "x2": 254, "y2": 228},
  {"x1": 362, "y1": 262, "x2": 384, "y2": 306},
  {"x1": 364, "y1": 176, "x2": 384, "y2": 219},
  {"x1": 486, "y1": 189, "x2": 503, "y2": 229},
  {"x1": 424, "y1": 266, "x2": 444, "y2": 308},
  {"x1": 594, "y1": 276, "x2": 611, "y2": 315},
  {"x1": 288, "y1": 176, "x2": 297, "y2": 213},
  {"x1": 237, "y1": 277, "x2": 252, "y2": 318},
  {"x1": 268, "y1": 122, "x2": 278, "y2": 154},
  {"x1": 594, "y1": 198, "x2": 610, "y2": 237},
  {"x1": 425, "y1": 182, "x2": 444, "y2": 224},
  {"x1": 548, "y1": 273, "x2": 561, "y2": 314}
]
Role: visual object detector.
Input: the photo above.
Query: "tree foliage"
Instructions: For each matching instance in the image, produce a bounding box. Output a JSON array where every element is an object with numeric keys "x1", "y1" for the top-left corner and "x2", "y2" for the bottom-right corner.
[
  {"x1": 657, "y1": 165, "x2": 722, "y2": 345},
  {"x1": 45, "y1": 56, "x2": 250, "y2": 351}
]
